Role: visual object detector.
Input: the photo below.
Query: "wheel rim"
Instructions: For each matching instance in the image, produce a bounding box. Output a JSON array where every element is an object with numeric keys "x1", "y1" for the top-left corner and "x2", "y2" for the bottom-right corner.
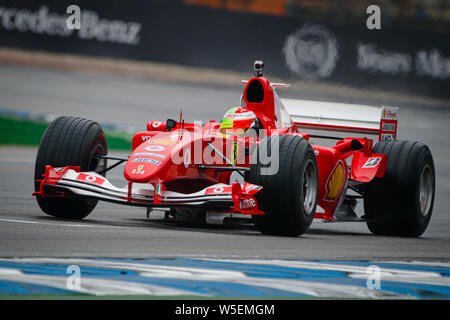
[
  {"x1": 302, "y1": 159, "x2": 317, "y2": 215},
  {"x1": 419, "y1": 164, "x2": 434, "y2": 218}
]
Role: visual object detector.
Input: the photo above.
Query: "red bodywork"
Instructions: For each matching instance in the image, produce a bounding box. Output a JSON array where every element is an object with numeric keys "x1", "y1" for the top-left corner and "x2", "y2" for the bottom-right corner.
[{"x1": 35, "y1": 76, "x2": 389, "y2": 221}]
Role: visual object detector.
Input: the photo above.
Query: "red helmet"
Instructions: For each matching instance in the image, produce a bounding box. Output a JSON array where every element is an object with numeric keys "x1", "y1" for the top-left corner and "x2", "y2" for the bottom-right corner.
[{"x1": 220, "y1": 107, "x2": 258, "y2": 134}]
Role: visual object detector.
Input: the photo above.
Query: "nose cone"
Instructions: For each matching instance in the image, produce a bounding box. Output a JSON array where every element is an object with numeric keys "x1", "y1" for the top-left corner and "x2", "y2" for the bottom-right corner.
[{"x1": 124, "y1": 136, "x2": 177, "y2": 183}]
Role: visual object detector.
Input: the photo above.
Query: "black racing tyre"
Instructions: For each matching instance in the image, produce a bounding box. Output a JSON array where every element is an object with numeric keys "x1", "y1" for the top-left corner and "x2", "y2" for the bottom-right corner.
[
  {"x1": 248, "y1": 135, "x2": 318, "y2": 236},
  {"x1": 34, "y1": 116, "x2": 108, "y2": 219},
  {"x1": 364, "y1": 140, "x2": 435, "y2": 237}
]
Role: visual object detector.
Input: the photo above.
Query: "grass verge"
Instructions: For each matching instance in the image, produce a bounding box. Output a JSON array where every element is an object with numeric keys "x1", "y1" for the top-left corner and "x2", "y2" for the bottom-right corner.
[{"x1": 0, "y1": 115, "x2": 132, "y2": 151}]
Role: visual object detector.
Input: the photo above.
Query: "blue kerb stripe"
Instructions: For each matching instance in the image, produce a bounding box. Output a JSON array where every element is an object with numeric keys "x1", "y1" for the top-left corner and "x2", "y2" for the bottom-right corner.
[
  {"x1": 0, "y1": 275, "x2": 306, "y2": 298},
  {"x1": 0, "y1": 261, "x2": 138, "y2": 277},
  {"x1": 1, "y1": 259, "x2": 449, "y2": 298},
  {"x1": 0, "y1": 108, "x2": 35, "y2": 119},
  {"x1": 111, "y1": 276, "x2": 306, "y2": 297},
  {"x1": 381, "y1": 281, "x2": 450, "y2": 298},
  {"x1": 0, "y1": 280, "x2": 79, "y2": 295},
  {"x1": 0, "y1": 261, "x2": 307, "y2": 297},
  {"x1": 315, "y1": 260, "x2": 450, "y2": 277},
  {"x1": 94, "y1": 259, "x2": 450, "y2": 298},
  {"x1": 96, "y1": 258, "x2": 348, "y2": 279}
]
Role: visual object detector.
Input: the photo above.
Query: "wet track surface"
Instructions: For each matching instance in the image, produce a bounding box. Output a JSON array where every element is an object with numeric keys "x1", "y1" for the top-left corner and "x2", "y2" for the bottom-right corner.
[{"x1": 0, "y1": 64, "x2": 449, "y2": 261}]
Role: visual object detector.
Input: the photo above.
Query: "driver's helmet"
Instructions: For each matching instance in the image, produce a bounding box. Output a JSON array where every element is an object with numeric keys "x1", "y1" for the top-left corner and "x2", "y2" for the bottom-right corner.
[{"x1": 220, "y1": 107, "x2": 260, "y2": 136}]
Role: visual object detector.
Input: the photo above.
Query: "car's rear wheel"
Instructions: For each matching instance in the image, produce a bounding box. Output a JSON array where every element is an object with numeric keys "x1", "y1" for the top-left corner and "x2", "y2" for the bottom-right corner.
[
  {"x1": 364, "y1": 140, "x2": 435, "y2": 237},
  {"x1": 34, "y1": 116, "x2": 107, "y2": 219},
  {"x1": 248, "y1": 135, "x2": 318, "y2": 236}
]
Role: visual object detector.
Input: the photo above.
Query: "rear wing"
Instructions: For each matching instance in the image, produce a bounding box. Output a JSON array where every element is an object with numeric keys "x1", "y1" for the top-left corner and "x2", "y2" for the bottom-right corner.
[{"x1": 282, "y1": 99, "x2": 398, "y2": 141}]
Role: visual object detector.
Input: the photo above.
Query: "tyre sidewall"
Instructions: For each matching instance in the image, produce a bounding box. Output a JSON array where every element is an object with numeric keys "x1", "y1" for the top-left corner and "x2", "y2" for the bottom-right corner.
[
  {"x1": 365, "y1": 141, "x2": 435, "y2": 237},
  {"x1": 406, "y1": 147, "x2": 435, "y2": 236},
  {"x1": 251, "y1": 135, "x2": 318, "y2": 236},
  {"x1": 34, "y1": 117, "x2": 107, "y2": 219}
]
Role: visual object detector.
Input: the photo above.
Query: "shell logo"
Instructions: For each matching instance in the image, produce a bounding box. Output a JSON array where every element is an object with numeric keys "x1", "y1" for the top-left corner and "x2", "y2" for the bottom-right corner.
[{"x1": 324, "y1": 161, "x2": 345, "y2": 201}]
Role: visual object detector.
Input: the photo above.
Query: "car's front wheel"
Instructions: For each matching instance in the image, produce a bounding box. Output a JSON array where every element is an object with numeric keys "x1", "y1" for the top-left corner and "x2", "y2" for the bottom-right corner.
[
  {"x1": 248, "y1": 135, "x2": 318, "y2": 236},
  {"x1": 34, "y1": 116, "x2": 107, "y2": 219}
]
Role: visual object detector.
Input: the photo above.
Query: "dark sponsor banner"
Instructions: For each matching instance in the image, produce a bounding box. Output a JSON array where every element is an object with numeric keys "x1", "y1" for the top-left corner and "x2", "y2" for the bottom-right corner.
[{"x1": 0, "y1": 0, "x2": 448, "y2": 98}]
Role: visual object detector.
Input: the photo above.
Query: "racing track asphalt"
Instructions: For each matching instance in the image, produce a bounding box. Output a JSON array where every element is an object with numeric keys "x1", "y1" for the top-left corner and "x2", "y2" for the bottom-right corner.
[{"x1": 0, "y1": 64, "x2": 449, "y2": 260}]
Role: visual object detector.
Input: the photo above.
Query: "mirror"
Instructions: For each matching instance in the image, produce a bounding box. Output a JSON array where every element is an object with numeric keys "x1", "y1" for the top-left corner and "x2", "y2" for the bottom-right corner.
[{"x1": 165, "y1": 119, "x2": 177, "y2": 131}]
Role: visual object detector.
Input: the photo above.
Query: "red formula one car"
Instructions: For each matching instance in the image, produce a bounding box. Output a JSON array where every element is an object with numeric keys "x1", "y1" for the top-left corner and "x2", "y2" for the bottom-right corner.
[{"x1": 33, "y1": 61, "x2": 435, "y2": 237}]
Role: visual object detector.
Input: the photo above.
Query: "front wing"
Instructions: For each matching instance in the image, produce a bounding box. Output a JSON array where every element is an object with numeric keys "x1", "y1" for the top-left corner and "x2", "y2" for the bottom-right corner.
[{"x1": 33, "y1": 166, "x2": 264, "y2": 215}]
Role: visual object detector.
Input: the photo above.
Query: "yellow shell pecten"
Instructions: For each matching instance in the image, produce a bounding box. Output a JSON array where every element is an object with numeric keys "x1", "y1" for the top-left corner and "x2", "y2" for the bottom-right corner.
[{"x1": 326, "y1": 162, "x2": 345, "y2": 200}]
